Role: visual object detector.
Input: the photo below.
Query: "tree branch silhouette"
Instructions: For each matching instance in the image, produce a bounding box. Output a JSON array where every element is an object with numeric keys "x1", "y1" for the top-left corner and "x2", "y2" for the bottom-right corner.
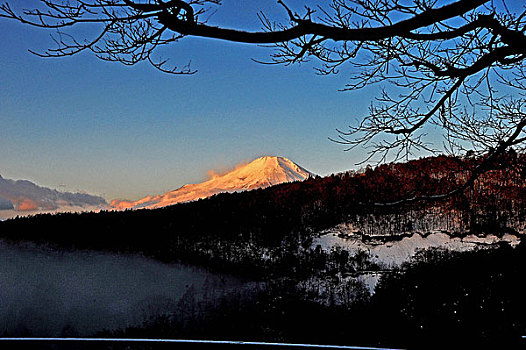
[{"x1": 1, "y1": 0, "x2": 525, "y2": 203}]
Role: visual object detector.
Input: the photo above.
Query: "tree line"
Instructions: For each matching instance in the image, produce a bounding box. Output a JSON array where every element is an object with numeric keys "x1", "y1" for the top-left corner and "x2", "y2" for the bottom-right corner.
[{"x1": 0, "y1": 153, "x2": 524, "y2": 277}]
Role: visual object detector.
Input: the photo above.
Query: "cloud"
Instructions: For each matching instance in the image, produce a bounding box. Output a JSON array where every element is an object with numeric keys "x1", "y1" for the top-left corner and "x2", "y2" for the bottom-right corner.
[
  {"x1": 17, "y1": 198, "x2": 38, "y2": 211},
  {"x1": 109, "y1": 199, "x2": 135, "y2": 210},
  {"x1": 205, "y1": 160, "x2": 251, "y2": 180},
  {"x1": 0, "y1": 174, "x2": 107, "y2": 216}
]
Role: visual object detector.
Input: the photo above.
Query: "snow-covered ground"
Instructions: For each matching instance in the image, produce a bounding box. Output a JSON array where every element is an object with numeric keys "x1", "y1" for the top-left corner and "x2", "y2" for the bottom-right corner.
[
  {"x1": 305, "y1": 225, "x2": 522, "y2": 303},
  {"x1": 313, "y1": 225, "x2": 521, "y2": 267}
]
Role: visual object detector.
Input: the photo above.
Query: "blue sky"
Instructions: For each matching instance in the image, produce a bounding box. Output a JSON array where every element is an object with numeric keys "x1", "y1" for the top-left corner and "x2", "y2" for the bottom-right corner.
[{"x1": 1, "y1": 0, "x2": 431, "y2": 200}]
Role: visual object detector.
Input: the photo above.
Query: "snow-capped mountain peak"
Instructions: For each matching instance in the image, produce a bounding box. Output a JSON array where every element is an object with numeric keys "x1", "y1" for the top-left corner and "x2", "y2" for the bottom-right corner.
[{"x1": 111, "y1": 156, "x2": 314, "y2": 210}]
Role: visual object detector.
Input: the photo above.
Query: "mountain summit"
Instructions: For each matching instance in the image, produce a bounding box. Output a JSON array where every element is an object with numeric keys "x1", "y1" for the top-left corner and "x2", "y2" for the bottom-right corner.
[{"x1": 111, "y1": 156, "x2": 314, "y2": 210}]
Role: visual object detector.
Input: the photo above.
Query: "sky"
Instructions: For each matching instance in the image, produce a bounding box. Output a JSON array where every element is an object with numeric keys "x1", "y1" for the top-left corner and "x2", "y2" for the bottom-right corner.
[{"x1": 0, "y1": 0, "x2": 452, "y2": 201}]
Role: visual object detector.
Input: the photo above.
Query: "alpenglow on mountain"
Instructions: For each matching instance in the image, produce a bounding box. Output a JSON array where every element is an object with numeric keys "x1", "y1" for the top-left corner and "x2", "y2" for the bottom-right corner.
[{"x1": 111, "y1": 156, "x2": 314, "y2": 210}]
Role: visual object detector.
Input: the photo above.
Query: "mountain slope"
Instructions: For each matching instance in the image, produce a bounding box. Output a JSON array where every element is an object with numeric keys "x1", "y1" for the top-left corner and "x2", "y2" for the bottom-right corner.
[{"x1": 111, "y1": 156, "x2": 314, "y2": 210}]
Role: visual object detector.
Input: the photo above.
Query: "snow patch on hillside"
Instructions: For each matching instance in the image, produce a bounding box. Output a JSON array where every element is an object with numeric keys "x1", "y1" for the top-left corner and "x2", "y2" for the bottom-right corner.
[{"x1": 313, "y1": 226, "x2": 521, "y2": 267}]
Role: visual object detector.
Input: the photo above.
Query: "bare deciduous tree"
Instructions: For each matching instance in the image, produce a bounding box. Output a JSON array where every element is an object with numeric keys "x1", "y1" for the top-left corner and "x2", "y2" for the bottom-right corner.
[{"x1": 1, "y1": 0, "x2": 525, "y2": 201}]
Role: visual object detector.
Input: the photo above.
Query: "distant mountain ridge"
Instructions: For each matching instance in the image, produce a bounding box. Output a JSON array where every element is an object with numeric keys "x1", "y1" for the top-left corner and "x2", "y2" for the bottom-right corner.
[
  {"x1": 0, "y1": 174, "x2": 107, "y2": 217},
  {"x1": 111, "y1": 156, "x2": 314, "y2": 210}
]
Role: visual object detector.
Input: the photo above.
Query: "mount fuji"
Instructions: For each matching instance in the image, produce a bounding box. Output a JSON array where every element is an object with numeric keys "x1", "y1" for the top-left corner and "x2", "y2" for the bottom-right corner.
[{"x1": 111, "y1": 156, "x2": 314, "y2": 210}]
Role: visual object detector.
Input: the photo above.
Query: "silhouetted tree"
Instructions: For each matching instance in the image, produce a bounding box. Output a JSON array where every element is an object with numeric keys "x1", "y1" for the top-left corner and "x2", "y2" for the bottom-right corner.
[{"x1": 1, "y1": 1, "x2": 525, "y2": 182}]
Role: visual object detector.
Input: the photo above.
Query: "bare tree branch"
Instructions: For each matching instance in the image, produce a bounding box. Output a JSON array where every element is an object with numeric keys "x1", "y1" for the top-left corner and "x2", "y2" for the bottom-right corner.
[{"x1": 2, "y1": 0, "x2": 526, "y2": 203}]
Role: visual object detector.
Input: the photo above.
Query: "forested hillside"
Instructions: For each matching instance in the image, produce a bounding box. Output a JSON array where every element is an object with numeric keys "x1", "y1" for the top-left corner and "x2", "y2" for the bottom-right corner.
[
  {"x1": 0, "y1": 153, "x2": 524, "y2": 277},
  {"x1": 2, "y1": 153, "x2": 526, "y2": 347}
]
